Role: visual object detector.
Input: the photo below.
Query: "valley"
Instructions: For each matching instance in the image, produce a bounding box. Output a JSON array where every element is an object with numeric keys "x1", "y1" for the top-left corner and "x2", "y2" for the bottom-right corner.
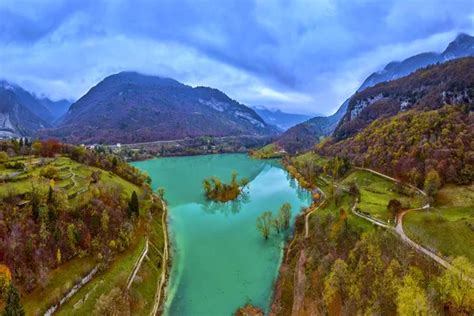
[{"x1": 0, "y1": 16, "x2": 473, "y2": 316}]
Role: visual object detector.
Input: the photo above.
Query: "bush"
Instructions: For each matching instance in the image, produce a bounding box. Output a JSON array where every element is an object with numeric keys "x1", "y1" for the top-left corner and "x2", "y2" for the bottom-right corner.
[{"x1": 40, "y1": 166, "x2": 60, "y2": 180}]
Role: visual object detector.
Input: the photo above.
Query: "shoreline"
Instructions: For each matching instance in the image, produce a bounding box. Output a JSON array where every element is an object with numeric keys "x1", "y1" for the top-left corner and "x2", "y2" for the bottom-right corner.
[{"x1": 129, "y1": 151, "x2": 255, "y2": 163}]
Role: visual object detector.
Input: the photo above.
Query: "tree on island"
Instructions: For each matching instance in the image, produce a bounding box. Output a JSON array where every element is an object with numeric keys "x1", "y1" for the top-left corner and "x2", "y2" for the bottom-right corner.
[
  {"x1": 202, "y1": 172, "x2": 249, "y2": 202},
  {"x1": 256, "y1": 211, "x2": 273, "y2": 240}
]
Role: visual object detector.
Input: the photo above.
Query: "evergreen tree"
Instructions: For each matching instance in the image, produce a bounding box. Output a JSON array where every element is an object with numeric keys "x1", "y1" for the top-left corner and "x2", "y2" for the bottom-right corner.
[
  {"x1": 128, "y1": 191, "x2": 139, "y2": 218},
  {"x1": 3, "y1": 283, "x2": 25, "y2": 316},
  {"x1": 47, "y1": 186, "x2": 53, "y2": 204}
]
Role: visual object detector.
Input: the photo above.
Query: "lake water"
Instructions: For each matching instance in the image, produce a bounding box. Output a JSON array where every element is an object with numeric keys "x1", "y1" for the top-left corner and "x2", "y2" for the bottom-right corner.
[{"x1": 132, "y1": 154, "x2": 311, "y2": 315}]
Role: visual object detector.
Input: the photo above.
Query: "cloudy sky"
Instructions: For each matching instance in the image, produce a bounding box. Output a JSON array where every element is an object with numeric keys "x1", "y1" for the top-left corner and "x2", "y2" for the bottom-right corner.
[{"x1": 1, "y1": 0, "x2": 473, "y2": 115}]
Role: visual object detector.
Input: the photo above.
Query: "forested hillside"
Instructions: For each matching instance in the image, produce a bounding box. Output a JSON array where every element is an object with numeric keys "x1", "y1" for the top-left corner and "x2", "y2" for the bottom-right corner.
[
  {"x1": 319, "y1": 105, "x2": 473, "y2": 187},
  {"x1": 334, "y1": 57, "x2": 474, "y2": 140},
  {"x1": 270, "y1": 153, "x2": 474, "y2": 315},
  {"x1": 274, "y1": 35, "x2": 474, "y2": 154},
  {"x1": 39, "y1": 72, "x2": 277, "y2": 144},
  {"x1": 0, "y1": 139, "x2": 166, "y2": 315}
]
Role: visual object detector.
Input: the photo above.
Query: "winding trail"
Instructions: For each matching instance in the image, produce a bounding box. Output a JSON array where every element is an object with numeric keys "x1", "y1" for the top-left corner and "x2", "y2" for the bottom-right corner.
[
  {"x1": 395, "y1": 209, "x2": 451, "y2": 269},
  {"x1": 302, "y1": 167, "x2": 456, "y2": 272},
  {"x1": 348, "y1": 168, "x2": 459, "y2": 270}
]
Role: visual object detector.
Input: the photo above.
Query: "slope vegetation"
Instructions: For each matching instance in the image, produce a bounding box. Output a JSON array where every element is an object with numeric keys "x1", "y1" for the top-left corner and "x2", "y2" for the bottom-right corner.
[{"x1": 40, "y1": 72, "x2": 277, "y2": 144}]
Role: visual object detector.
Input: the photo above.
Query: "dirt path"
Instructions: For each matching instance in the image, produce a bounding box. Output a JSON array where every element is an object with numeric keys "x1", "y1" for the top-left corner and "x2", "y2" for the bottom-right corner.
[
  {"x1": 291, "y1": 249, "x2": 306, "y2": 316},
  {"x1": 126, "y1": 238, "x2": 149, "y2": 289},
  {"x1": 305, "y1": 188, "x2": 326, "y2": 238},
  {"x1": 150, "y1": 198, "x2": 169, "y2": 316}
]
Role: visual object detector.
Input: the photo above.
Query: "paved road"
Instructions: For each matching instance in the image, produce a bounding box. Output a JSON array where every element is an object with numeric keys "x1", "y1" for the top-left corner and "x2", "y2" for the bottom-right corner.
[
  {"x1": 395, "y1": 210, "x2": 451, "y2": 269},
  {"x1": 349, "y1": 168, "x2": 461, "y2": 270}
]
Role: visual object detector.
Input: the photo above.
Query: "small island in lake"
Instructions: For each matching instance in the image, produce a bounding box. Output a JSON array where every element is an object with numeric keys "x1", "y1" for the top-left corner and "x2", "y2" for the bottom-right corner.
[{"x1": 202, "y1": 171, "x2": 249, "y2": 202}]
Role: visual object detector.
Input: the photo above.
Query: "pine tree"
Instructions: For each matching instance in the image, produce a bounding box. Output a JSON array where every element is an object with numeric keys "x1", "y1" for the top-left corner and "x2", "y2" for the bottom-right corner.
[
  {"x1": 4, "y1": 283, "x2": 25, "y2": 316},
  {"x1": 128, "y1": 191, "x2": 139, "y2": 218},
  {"x1": 47, "y1": 186, "x2": 53, "y2": 204}
]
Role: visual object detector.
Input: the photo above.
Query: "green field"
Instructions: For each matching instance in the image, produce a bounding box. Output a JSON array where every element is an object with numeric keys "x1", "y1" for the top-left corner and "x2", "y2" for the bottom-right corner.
[
  {"x1": 342, "y1": 170, "x2": 424, "y2": 224},
  {"x1": 23, "y1": 256, "x2": 96, "y2": 315},
  {"x1": 56, "y1": 237, "x2": 147, "y2": 315},
  {"x1": 250, "y1": 143, "x2": 284, "y2": 159},
  {"x1": 404, "y1": 184, "x2": 474, "y2": 262},
  {"x1": 129, "y1": 217, "x2": 165, "y2": 314}
]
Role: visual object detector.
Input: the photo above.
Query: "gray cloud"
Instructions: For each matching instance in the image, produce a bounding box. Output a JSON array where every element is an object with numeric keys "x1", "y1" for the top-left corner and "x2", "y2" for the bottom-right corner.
[{"x1": 0, "y1": 0, "x2": 473, "y2": 115}]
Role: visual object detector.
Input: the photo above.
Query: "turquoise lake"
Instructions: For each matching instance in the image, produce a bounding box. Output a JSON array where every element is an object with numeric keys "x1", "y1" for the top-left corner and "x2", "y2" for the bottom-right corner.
[{"x1": 132, "y1": 154, "x2": 311, "y2": 315}]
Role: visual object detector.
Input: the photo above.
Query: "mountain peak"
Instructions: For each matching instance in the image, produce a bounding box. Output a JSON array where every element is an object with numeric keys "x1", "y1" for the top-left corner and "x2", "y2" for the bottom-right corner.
[
  {"x1": 101, "y1": 71, "x2": 184, "y2": 89},
  {"x1": 442, "y1": 33, "x2": 474, "y2": 60},
  {"x1": 453, "y1": 32, "x2": 473, "y2": 43}
]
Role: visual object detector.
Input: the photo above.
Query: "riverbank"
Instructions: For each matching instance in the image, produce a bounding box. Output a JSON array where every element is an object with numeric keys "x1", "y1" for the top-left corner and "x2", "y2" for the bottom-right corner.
[
  {"x1": 110, "y1": 135, "x2": 275, "y2": 161},
  {"x1": 269, "y1": 152, "x2": 473, "y2": 314}
]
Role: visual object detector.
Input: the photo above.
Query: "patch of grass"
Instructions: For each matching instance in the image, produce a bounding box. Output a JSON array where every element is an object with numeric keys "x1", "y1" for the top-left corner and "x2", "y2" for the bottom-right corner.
[
  {"x1": 22, "y1": 256, "x2": 96, "y2": 315},
  {"x1": 342, "y1": 170, "x2": 424, "y2": 223},
  {"x1": 129, "y1": 217, "x2": 164, "y2": 314},
  {"x1": 404, "y1": 206, "x2": 474, "y2": 262},
  {"x1": 435, "y1": 184, "x2": 474, "y2": 207},
  {"x1": 56, "y1": 237, "x2": 147, "y2": 315},
  {"x1": 404, "y1": 184, "x2": 474, "y2": 262},
  {"x1": 292, "y1": 151, "x2": 328, "y2": 166},
  {"x1": 250, "y1": 143, "x2": 284, "y2": 159}
]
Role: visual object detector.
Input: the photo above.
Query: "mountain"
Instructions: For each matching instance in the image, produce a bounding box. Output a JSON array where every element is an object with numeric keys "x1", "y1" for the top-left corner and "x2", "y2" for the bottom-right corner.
[
  {"x1": 39, "y1": 72, "x2": 278, "y2": 144},
  {"x1": 38, "y1": 98, "x2": 71, "y2": 121},
  {"x1": 252, "y1": 106, "x2": 312, "y2": 131},
  {"x1": 276, "y1": 33, "x2": 474, "y2": 154},
  {"x1": 359, "y1": 33, "x2": 474, "y2": 91},
  {"x1": 333, "y1": 57, "x2": 474, "y2": 139},
  {"x1": 318, "y1": 57, "x2": 474, "y2": 186},
  {"x1": 275, "y1": 99, "x2": 348, "y2": 154},
  {"x1": 0, "y1": 81, "x2": 52, "y2": 138}
]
